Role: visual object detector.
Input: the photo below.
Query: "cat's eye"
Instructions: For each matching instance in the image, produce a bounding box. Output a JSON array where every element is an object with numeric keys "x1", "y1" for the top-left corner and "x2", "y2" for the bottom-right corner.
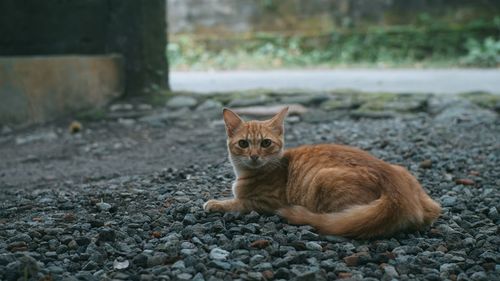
[
  {"x1": 261, "y1": 139, "x2": 272, "y2": 148},
  {"x1": 238, "y1": 139, "x2": 249, "y2": 148}
]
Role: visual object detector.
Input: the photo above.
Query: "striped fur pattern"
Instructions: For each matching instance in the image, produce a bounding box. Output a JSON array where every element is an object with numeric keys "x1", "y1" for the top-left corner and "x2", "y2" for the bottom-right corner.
[{"x1": 204, "y1": 107, "x2": 441, "y2": 238}]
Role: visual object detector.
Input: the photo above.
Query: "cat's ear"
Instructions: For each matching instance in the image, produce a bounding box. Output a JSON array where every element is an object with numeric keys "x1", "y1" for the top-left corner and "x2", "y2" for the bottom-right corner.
[
  {"x1": 223, "y1": 108, "x2": 244, "y2": 137},
  {"x1": 267, "y1": 106, "x2": 288, "y2": 135}
]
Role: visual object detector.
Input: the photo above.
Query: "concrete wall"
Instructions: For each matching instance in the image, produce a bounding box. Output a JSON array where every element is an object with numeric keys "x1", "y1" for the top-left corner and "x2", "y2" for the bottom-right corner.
[{"x1": 0, "y1": 55, "x2": 123, "y2": 125}]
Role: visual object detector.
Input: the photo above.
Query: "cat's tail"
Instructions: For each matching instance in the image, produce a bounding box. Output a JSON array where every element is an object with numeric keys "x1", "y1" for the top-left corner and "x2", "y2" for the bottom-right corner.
[
  {"x1": 278, "y1": 166, "x2": 441, "y2": 239},
  {"x1": 278, "y1": 191, "x2": 440, "y2": 239}
]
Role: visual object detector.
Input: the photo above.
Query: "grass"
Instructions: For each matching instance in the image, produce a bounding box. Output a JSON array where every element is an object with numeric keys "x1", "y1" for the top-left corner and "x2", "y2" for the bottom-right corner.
[{"x1": 168, "y1": 19, "x2": 500, "y2": 70}]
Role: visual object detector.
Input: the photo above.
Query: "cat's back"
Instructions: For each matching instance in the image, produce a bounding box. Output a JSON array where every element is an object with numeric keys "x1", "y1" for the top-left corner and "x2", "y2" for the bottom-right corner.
[{"x1": 284, "y1": 143, "x2": 387, "y2": 169}]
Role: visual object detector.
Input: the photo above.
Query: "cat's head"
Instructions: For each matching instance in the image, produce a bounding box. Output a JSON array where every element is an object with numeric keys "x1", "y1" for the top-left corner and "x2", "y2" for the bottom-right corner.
[{"x1": 222, "y1": 107, "x2": 288, "y2": 171}]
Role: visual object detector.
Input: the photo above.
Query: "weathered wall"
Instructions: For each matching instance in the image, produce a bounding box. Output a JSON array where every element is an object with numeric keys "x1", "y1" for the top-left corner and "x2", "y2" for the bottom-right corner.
[
  {"x1": 0, "y1": 0, "x2": 168, "y2": 95},
  {"x1": 168, "y1": 0, "x2": 500, "y2": 35},
  {"x1": 0, "y1": 55, "x2": 123, "y2": 125}
]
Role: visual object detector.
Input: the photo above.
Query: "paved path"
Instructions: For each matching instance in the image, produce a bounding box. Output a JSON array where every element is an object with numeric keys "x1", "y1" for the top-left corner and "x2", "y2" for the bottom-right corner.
[{"x1": 171, "y1": 69, "x2": 500, "y2": 94}]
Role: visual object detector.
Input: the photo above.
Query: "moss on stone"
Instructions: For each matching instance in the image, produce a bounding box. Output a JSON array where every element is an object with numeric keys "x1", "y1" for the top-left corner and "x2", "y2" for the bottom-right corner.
[
  {"x1": 460, "y1": 91, "x2": 500, "y2": 111},
  {"x1": 321, "y1": 98, "x2": 359, "y2": 110},
  {"x1": 76, "y1": 108, "x2": 107, "y2": 121}
]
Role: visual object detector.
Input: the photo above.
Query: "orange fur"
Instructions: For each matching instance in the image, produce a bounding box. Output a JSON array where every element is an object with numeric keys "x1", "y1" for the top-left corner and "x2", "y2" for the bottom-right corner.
[{"x1": 204, "y1": 107, "x2": 441, "y2": 239}]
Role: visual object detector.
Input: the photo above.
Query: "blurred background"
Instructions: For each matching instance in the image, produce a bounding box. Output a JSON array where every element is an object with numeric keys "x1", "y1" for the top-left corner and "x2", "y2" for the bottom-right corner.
[
  {"x1": 168, "y1": 0, "x2": 500, "y2": 70},
  {"x1": 1, "y1": 0, "x2": 500, "y2": 126},
  {"x1": 1, "y1": 3, "x2": 500, "y2": 280}
]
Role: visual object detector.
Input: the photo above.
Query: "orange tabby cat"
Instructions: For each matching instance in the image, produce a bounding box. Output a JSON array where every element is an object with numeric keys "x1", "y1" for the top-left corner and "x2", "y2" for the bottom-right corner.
[{"x1": 204, "y1": 107, "x2": 441, "y2": 238}]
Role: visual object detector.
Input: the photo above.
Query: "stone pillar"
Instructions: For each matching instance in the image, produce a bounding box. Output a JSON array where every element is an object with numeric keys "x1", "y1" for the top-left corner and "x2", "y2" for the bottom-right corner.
[{"x1": 107, "y1": 0, "x2": 169, "y2": 94}]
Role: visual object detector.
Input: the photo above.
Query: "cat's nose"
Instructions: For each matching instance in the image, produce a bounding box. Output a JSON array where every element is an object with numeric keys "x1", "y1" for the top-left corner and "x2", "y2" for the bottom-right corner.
[{"x1": 250, "y1": 155, "x2": 259, "y2": 161}]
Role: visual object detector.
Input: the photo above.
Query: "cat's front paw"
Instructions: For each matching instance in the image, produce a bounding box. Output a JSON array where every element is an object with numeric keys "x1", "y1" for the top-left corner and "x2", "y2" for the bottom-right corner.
[{"x1": 203, "y1": 199, "x2": 226, "y2": 213}]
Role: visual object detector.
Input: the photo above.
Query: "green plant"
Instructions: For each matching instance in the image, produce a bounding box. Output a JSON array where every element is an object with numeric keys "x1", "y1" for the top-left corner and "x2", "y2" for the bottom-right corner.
[
  {"x1": 462, "y1": 37, "x2": 500, "y2": 67},
  {"x1": 167, "y1": 19, "x2": 500, "y2": 70}
]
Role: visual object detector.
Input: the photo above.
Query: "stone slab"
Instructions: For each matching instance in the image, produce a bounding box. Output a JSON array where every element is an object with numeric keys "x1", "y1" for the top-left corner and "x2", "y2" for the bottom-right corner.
[{"x1": 0, "y1": 55, "x2": 124, "y2": 125}]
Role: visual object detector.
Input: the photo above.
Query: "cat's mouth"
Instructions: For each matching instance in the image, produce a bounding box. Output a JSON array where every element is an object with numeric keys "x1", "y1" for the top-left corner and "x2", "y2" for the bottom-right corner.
[
  {"x1": 231, "y1": 155, "x2": 269, "y2": 170},
  {"x1": 244, "y1": 159, "x2": 266, "y2": 169}
]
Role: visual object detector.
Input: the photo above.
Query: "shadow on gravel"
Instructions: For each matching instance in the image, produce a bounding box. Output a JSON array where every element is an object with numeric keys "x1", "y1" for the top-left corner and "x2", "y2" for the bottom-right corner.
[{"x1": 0, "y1": 91, "x2": 499, "y2": 280}]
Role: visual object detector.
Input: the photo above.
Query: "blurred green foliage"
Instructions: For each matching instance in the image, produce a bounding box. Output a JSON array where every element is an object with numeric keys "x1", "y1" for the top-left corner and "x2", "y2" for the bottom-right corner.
[
  {"x1": 168, "y1": 17, "x2": 500, "y2": 69},
  {"x1": 462, "y1": 37, "x2": 500, "y2": 67}
]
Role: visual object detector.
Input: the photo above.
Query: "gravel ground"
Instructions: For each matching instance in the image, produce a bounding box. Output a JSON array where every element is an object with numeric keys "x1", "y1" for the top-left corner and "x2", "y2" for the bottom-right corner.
[{"x1": 0, "y1": 93, "x2": 499, "y2": 280}]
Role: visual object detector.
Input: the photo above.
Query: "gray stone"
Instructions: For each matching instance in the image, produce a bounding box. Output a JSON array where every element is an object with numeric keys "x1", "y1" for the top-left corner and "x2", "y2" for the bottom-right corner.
[
  {"x1": 180, "y1": 242, "x2": 196, "y2": 249},
  {"x1": 253, "y1": 262, "x2": 272, "y2": 271},
  {"x1": 5, "y1": 261, "x2": 21, "y2": 280},
  {"x1": 82, "y1": 261, "x2": 98, "y2": 271},
  {"x1": 45, "y1": 251, "x2": 57, "y2": 258},
  {"x1": 209, "y1": 248, "x2": 229, "y2": 260},
  {"x1": 305, "y1": 241, "x2": 322, "y2": 251},
  {"x1": 110, "y1": 103, "x2": 133, "y2": 111},
  {"x1": 231, "y1": 260, "x2": 249, "y2": 269},
  {"x1": 177, "y1": 273, "x2": 193, "y2": 281},
  {"x1": 275, "y1": 268, "x2": 291, "y2": 279},
  {"x1": 479, "y1": 250, "x2": 498, "y2": 263},
  {"x1": 290, "y1": 265, "x2": 320, "y2": 280},
  {"x1": 113, "y1": 259, "x2": 130, "y2": 270},
  {"x1": 76, "y1": 237, "x2": 91, "y2": 246},
  {"x1": 280, "y1": 94, "x2": 329, "y2": 106},
  {"x1": 118, "y1": 118, "x2": 136, "y2": 126},
  {"x1": 247, "y1": 271, "x2": 264, "y2": 281},
  {"x1": 197, "y1": 99, "x2": 223, "y2": 110},
  {"x1": 112, "y1": 272, "x2": 130, "y2": 280},
  {"x1": 98, "y1": 228, "x2": 116, "y2": 242},
  {"x1": 383, "y1": 97, "x2": 428, "y2": 112},
  {"x1": 488, "y1": 207, "x2": 499, "y2": 220},
  {"x1": 147, "y1": 253, "x2": 168, "y2": 267},
  {"x1": 321, "y1": 98, "x2": 359, "y2": 110},
  {"x1": 172, "y1": 260, "x2": 186, "y2": 269},
  {"x1": 228, "y1": 95, "x2": 270, "y2": 107},
  {"x1": 440, "y1": 263, "x2": 460, "y2": 273},
  {"x1": 440, "y1": 195, "x2": 457, "y2": 207},
  {"x1": 470, "y1": 271, "x2": 488, "y2": 281},
  {"x1": 1, "y1": 126, "x2": 12, "y2": 135},
  {"x1": 68, "y1": 240, "x2": 78, "y2": 250},
  {"x1": 167, "y1": 96, "x2": 198, "y2": 108},
  {"x1": 44, "y1": 228, "x2": 64, "y2": 235},
  {"x1": 96, "y1": 201, "x2": 112, "y2": 212},
  {"x1": 320, "y1": 259, "x2": 336, "y2": 270},
  {"x1": 383, "y1": 264, "x2": 399, "y2": 278},
  {"x1": 0, "y1": 254, "x2": 16, "y2": 266},
  {"x1": 209, "y1": 260, "x2": 231, "y2": 270},
  {"x1": 233, "y1": 104, "x2": 307, "y2": 117},
  {"x1": 192, "y1": 272, "x2": 205, "y2": 281},
  {"x1": 47, "y1": 265, "x2": 64, "y2": 274},
  {"x1": 181, "y1": 248, "x2": 198, "y2": 256},
  {"x1": 16, "y1": 131, "x2": 58, "y2": 145},
  {"x1": 301, "y1": 230, "x2": 319, "y2": 240},
  {"x1": 139, "y1": 108, "x2": 189, "y2": 126},
  {"x1": 7, "y1": 234, "x2": 32, "y2": 243},
  {"x1": 323, "y1": 235, "x2": 349, "y2": 243},
  {"x1": 349, "y1": 110, "x2": 395, "y2": 119},
  {"x1": 250, "y1": 254, "x2": 265, "y2": 264},
  {"x1": 89, "y1": 251, "x2": 105, "y2": 264},
  {"x1": 133, "y1": 253, "x2": 148, "y2": 267},
  {"x1": 434, "y1": 100, "x2": 497, "y2": 124},
  {"x1": 183, "y1": 214, "x2": 197, "y2": 225}
]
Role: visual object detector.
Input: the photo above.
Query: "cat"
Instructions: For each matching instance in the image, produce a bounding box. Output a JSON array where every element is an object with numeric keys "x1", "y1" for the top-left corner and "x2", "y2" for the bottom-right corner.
[{"x1": 204, "y1": 107, "x2": 441, "y2": 238}]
